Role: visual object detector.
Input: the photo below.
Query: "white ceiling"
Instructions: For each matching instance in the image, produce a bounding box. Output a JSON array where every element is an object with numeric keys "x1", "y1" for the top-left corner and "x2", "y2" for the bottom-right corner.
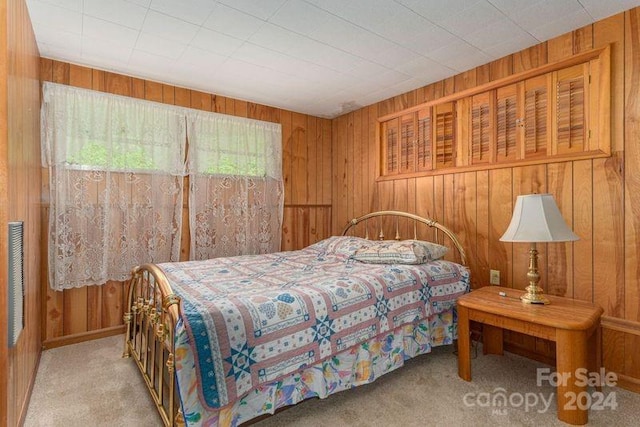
[{"x1": 25, "y1": 0, "x2": 640, "y2": 118}]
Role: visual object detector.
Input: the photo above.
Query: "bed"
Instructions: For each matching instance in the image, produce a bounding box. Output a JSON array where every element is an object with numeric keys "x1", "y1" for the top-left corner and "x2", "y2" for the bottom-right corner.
[{"x1": 122, "y1": 211, "x2": 469, "y2": 426}]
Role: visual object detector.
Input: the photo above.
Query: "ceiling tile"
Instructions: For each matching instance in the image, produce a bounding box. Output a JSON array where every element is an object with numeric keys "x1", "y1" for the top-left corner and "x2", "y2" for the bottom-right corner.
[
  {"x1": 248, "y1": 23, "x2": 307, "y2": 53},
  {"x1": 268, "y1": 0, "x2": 332, "y2": 37},
  {"x1": 439, "y1": 1, "x2": 504, "y2": 38},
  {"x1": 203, "y1": 3, "x2": 266, "y2": 40},
  {"x1": 509, "y1": 0, "x2": 581, "y2": 32},
  {"x1": 286, "y1": 40, "x2": 366, "y2": 72},
  {"x1": 394, "y1": 56, "x2": 455, "y2": 80},
  {"x1": 218, "y1": 0, "x2": 288, "y2": 20},
  {"x1": 427, "y1": 39, "x2": 492, "y2": 72},
  {"x1": 307, "y1": 12, "x2": 370, "y2": 47},
  {"x1": 404, "y1": 25, "x2": 459, "y2": 56},
  {"x1": 127, "y1": 49, "x2": 176, "y2": 71},
  {"x1": 395, "y1": 0, "x2": 481, "y2": 23},
  {"x1": 529, "y1": 8, "x2": 593, "y2": 41},
  {"x1": 84, "y1": 0, "x2": 148, "y2": 29},
  {"x1": 34, "y1": 0, "x2": 82, "y2": 12},
  {"x1": 82, "y1": 36, "x2": 133, "y2": 62},
  {"x1": 141, "y1": 10, "x2": 199, "y2": 44},
  {"x1": 359, "y1": 4, "x2": 442, "y2": 45},
  {"x1": 135, "y1": 33, "x2": 186, "y2": 60},
  {"x1": 82, "y1": 16, "x2": 140, "y2": 47},
  {"x1": 179, "y1": 46, "x2": 228, "y2": 69},
  {"x1": 463, "y1": 18, "x2": 537, "y2": 51},
  {"x1": 482, "y1": 29, "x2": 540, "y2": 58},
  {"x1": 125, "y1": 0, "x2": 152, "y2": 7},
  {"x1": 343, "y1": 58, "x2": 391, "y2": 80},
  {"x1": 41, "y1": 41, "x2": 82, "y2": 61},
  {"x1": 190, "y1": 28, "x2": 244, "y2": 57},
  {"x1": 32, "y1": 24, "x2": 83, "y2": 50},
  {"x1": 149, "y1": 0, "x2": 217, "y2": 25},
  {"x1": 27, "y1": 0, "x2": 82, "y2": 33},
  {"x1": 486, "y1": 0, "x2": 537, "y2": 15}
]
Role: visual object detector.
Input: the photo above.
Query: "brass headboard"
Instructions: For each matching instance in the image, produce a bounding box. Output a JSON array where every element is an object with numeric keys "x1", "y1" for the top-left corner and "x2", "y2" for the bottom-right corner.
[{"x1": 341, "y1": 210, "x2": 466, "y2": 266}]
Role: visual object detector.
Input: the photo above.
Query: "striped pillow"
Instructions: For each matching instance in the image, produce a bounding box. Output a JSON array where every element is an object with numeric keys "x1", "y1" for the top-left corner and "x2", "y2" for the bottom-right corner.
[{"x1": 351, "y1": 240, "x2": 448, "y2": 264}]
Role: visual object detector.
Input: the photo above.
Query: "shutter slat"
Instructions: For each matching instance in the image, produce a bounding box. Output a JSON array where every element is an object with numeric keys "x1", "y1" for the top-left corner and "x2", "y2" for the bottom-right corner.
[
  {"x1": 524, "y1": 84, "x2": 548, "y2": 157},
  {"x1": 496, "y1": 92, "x2": 517, "y2": 161},
  {"x1": 400, "y1": 115, "x2": 414, "y2": 173},
  {"x1": 471, "y1": 99, "x2": 491, "y2": 164},
  {"x1": 416, "y1": 110, "x2": 431, "y2": 171},
  {"x1": 556, "y1": 76, "x2": 585, "y2": 153},
  {"x1": 435, "y1": 105, "x2": 455, "y2": 168}
]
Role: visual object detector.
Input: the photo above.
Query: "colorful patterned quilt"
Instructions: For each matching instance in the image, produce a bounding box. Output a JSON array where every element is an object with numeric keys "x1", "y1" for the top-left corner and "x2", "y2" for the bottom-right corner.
[{"x1": 159, "y1": 236, "x2": 469, "y2": 412}]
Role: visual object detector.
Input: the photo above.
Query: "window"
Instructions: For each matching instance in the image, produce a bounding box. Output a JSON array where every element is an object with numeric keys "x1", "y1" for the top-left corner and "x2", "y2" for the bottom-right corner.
[{"x1": 42, "y1": 82, "x2": 187, "y2": 290}]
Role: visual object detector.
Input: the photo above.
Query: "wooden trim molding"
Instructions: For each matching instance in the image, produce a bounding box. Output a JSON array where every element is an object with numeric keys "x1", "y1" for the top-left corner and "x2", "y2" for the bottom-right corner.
[
  {"x1": 42, "y1": 325, "x2": 126, "y2": 350},
  {"x1": 601, "y1": 316, "x2": 640, "y2": 336}
]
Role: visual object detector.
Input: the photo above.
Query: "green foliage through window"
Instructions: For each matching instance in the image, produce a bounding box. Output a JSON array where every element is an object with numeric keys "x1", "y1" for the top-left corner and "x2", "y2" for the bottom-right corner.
[{"x1": 67, "y1": 141, "x2": 155, "y2": 170}]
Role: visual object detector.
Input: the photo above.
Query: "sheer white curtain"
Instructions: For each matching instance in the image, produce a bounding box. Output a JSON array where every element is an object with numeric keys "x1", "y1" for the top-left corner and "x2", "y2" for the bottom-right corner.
[
  {"x1": 42, "y1": 82, "x2": 187, "y2": 290},
  {"x1": 187, "y1": 111, "x2": 283, "y2": 260}
]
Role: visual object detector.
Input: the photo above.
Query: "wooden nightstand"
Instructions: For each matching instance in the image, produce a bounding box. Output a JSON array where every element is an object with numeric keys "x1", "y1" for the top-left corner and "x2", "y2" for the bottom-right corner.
[{"x1": 457, "y1": 286, "x2": 603, "y2": 426}]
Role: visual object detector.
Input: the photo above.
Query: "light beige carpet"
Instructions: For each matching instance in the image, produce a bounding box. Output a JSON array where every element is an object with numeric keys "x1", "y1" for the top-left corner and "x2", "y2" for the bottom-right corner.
[{"x1": 25, "y1": 335, "x2": 640, "y2": 426}]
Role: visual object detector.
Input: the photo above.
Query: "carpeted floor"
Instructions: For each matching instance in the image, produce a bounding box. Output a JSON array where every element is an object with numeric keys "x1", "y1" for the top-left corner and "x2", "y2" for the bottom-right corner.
[{"x1": 25, "y1": 335, "x2": 640, "y2": 426}]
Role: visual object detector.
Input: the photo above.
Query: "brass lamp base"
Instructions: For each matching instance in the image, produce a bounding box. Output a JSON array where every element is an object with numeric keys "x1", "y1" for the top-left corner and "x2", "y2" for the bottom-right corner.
[
  {"x1": 520, "y1": 242, "x2": 551, "y2": 305},
  {"x1": 520, "y1": 286, "x2": 550, "y2": 305}
]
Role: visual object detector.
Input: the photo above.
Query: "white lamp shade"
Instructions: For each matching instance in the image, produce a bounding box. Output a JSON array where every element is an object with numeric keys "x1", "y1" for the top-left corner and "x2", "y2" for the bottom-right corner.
[{"x1": 500, "y1": 194, "x2": 579, "y2": 242}]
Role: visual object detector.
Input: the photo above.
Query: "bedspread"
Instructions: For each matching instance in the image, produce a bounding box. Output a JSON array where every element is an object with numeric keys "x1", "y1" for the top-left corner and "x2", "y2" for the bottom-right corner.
[{"x1": 159, "y1": 237, "x2": 469, "y2": 411}]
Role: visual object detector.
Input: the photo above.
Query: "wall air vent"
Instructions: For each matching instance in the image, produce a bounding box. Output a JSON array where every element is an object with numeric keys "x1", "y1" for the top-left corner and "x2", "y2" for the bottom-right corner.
[{"x1": 8, "y1": 221, "x2": 24, "y2": 347}]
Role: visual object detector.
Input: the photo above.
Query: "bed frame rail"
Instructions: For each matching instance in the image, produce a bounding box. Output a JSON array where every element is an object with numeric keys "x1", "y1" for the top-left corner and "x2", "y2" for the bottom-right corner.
[{"x1": 122, "y1": 264, "x2": 182, "y2": 426}]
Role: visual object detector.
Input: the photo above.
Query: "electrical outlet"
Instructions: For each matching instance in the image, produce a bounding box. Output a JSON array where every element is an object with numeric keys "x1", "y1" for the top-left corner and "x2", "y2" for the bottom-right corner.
[{"x1": 490, "y1": 269, "x2": 500, "y2": 285}]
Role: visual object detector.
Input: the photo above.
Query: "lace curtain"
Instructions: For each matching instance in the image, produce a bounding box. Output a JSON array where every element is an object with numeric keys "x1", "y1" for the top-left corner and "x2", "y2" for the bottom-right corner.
[
  {"x1": 187, "y1": 111, "x2": 283, "y2": 260},
  {"x1": 42, "y1": 82, "x2": 187, "y2": 290}
]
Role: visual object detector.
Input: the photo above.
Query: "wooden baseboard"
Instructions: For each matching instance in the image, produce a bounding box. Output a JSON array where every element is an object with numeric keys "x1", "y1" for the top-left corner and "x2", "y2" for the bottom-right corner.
[
  {"x1": 17, "y1": 347, "x2": 41, "y2": 426},
  {"x1": 616, "y1": 373, "x2": 640, "y2": 393},
  {"x1": 42, "y1": 325, "x2": 125, "y2": 350}
]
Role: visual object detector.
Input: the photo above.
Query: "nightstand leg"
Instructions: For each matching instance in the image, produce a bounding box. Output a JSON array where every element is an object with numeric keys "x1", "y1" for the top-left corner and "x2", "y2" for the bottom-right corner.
[
  {"x1": 556, "y1": 329, "x2": 589, "y2": 425},
  {"x1": 457, "y1": 306, "x2": 471, "y2": 381},
  {"x1": 483, "y1": 325, "x2": 504, "y2": 355}
]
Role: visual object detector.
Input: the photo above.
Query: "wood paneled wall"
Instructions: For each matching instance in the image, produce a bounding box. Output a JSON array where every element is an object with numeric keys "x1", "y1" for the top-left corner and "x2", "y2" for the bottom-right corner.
[
  {"x1": 0, "y1": 0, "x2": 42, "y2": 425},
  {"x1": 39, "y1": 59, "x2": 333, "y2": 348},
  {"x1": 331, "y1": 11, "x2": 640, "y2": 391}
]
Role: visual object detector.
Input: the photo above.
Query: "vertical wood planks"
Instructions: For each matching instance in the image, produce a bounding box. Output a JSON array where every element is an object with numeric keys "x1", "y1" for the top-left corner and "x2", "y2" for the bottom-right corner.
[
  {"x1": 593, "y1": 13, "x2": 625, "y2": 317},
  {"x1": 475, "y1": 171, "x2": 489, "y2": 288},
  {"x1": 624, "y1": 8, "x2": 640, "y2": 381},
  {"x1": 546, "y1": 162, "x2": 574, "y2": 297},
  {"x1": 4, "y1": 1, "x2": 42, "y2": 423},
  {"x1": 624, "y1": 8, "x2": 640, "y2": 324},
  {"x1": 572, "y1": 160, "x2": 593, "y2": 302},
  {"x1": 488, "y1": 168, "x2": 513, "y2": 287}
]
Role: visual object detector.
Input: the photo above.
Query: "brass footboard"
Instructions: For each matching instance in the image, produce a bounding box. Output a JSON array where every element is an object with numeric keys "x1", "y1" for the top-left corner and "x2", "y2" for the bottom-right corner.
[{"x1": 122, "y1": 264, "x2": 182, "y2": 426}]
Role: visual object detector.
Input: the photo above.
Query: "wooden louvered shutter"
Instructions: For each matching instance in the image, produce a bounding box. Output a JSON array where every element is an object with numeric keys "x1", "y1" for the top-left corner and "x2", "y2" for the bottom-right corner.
[
  {"x1": 399, "y1": 113, "x2": 415, "y2": 173},
  {"x1": 382, "y1": 117, "x2": 400, "y2": 175},
  {"x1": 416, "y1": 108, "x2": 432, "y2": 171},
  {"x1": 523, "y1": 74, "x2": 550, "y2": 159},
  {"x1": 553, "y1": 64, "x2": 587, "y2": 155},
  {"x1": 470, "y1": 93, "x2": 493, "y2": 165},
  {"x1": 496, "y1": 85, "x2": 518, "y2": 162},
  {"x1": 434, "y1": 102, "x2": 455, "y2": 169}
]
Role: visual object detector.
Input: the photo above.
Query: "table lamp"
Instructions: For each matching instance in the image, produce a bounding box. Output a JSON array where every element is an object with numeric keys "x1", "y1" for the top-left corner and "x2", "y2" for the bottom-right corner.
[{"x1": 500, "y1": 194, "x2": 579, "y2": 304}]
